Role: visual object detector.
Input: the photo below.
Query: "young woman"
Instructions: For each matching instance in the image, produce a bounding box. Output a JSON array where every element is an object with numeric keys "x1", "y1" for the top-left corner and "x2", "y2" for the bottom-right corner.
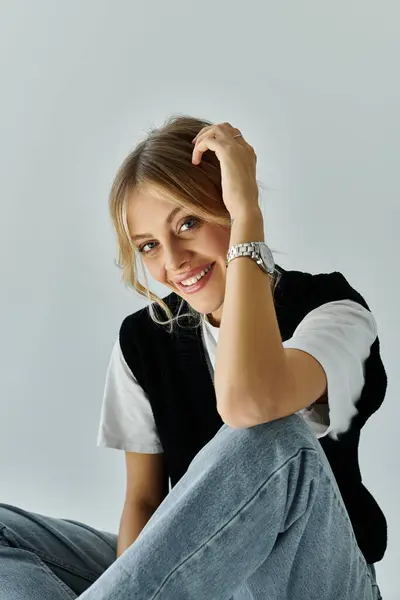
[{"x1": 0, "y1": 116, "x2": 386, "y2": 599}]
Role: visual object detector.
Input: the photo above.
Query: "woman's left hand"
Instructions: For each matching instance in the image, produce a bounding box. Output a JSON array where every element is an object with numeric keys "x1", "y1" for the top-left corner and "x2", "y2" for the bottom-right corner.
[{"x1": 191, "y1": 122, "x2": 261, "y2": 221}]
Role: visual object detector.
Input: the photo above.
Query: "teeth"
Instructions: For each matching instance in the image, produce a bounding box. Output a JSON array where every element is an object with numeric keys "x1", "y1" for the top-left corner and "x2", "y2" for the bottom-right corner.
[{"x1": 181, "y1": 264, "x2": 212, "y2": 286}]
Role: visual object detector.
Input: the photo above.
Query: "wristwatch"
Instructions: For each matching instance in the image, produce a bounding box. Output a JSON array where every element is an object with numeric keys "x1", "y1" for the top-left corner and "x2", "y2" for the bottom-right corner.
[{"x1": 226, "y1": 241, "x2": 275, "y2": 275}]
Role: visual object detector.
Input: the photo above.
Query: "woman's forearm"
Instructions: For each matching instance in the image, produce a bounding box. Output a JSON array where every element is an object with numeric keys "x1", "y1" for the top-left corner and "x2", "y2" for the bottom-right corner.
[
  {"x1": 116, "y1": 501, "x2": 157, "y2": 558},
  {"x1": 214, "y1": 210, "x2": 287, "y2": 427}
]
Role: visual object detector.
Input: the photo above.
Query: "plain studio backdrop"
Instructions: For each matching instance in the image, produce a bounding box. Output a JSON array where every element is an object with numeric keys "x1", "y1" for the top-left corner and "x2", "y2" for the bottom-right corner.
[{"x1": 0, "y1": 1, "x2": 398, "y2": 597}]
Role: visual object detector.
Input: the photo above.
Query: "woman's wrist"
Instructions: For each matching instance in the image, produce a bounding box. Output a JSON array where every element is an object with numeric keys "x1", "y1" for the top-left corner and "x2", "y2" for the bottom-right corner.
[{"x1": 229, "y1": 208, "x2": 265, "y2": 245}]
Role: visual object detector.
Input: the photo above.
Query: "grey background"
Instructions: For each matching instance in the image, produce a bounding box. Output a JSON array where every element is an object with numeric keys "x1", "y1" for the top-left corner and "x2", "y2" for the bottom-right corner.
[{"x1": 0, "y1": 1, "x2": 398, "y2": 597}]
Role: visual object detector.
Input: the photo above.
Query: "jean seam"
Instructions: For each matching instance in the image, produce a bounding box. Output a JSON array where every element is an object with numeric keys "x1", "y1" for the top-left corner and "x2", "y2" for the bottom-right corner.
[
  {"x1": 149, "y1": 446, "x2": 319, "y2": 599},
  {"x1": 317, "y1": 470, "x2": 380, "y2": 597},
  {"x1": 30, "y1": 551, "x2": 78, "y2": 599},
  {"x1": 61, "y1": 519, "x2": 117, "y2": 553},
  {"x1": 0, "y1": 540, "x2": 77, "y2": 599},
  {"x1": 27, "y1": 548, "x2": 98, "y2": 583},
  {"x1": 0, "y1": 524, "x2": 98, "y2": 583},
  {"x1": 318, "y1": 467, "x2": 374, "y2": 579}
]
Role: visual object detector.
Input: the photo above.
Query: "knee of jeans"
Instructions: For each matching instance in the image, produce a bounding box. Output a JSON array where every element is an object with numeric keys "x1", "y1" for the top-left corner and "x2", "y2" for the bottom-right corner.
[
  {"x1": 0, "y1": 505, "x2": 9, "y2": 531},
  {"x1": 229, "y1": 412, "x2": 316, "y2": 446},
  {"x1": 219, "y1": 415, "x2": 318, "y2": 475},
  {"x1": 0, "y1": 524, "x2": 13, "y2": 547},
  {"x1": 0, "y1": 505, "x2": 19, "y2": 547}
]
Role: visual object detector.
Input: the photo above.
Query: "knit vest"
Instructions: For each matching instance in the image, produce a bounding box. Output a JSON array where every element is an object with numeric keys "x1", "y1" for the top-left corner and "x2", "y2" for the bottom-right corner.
[{"x1": 119, "y1": 264, "x2": 388, "y2": 564}]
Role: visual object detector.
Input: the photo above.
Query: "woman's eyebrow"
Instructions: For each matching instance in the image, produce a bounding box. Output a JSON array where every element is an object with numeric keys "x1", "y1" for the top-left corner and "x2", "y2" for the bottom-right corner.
[{"x1": 131, "y1": 206, "x2": 183, "y2": 241}]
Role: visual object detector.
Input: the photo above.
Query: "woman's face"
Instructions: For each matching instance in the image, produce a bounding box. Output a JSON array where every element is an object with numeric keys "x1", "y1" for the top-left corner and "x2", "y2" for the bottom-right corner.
[{"x1": 127, "y1": 185, "x2": 231, "y2": 326}]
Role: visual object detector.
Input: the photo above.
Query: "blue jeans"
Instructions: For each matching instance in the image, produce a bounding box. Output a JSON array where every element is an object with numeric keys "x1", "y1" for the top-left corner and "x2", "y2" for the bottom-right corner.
[{"x1": 0, "y1": 414, "x2": 382, "y2": 599}]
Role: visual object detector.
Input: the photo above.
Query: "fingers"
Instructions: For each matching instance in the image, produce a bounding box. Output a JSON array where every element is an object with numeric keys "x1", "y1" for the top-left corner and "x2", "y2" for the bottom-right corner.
[
  {"x1": 192, "y1": 134, "x2": 222, "y2": 164},
  {"x1": 192, "y1": 122, "x2": 242, "y2": 145},
  {"x1": 191, "y1": 123, "x2": 245, "y2": 164}
]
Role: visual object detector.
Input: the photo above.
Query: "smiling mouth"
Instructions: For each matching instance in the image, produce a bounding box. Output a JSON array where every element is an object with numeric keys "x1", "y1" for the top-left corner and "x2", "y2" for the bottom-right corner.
[{"x1": 174, "y1": 262, "x2": 216, "y2": 291}]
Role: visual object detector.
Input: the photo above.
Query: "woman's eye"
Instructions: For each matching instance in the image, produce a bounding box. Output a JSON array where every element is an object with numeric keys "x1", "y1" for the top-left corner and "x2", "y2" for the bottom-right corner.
[
  {"x1": 138, "y1": 241, "x2": 156, "y2": 254},
  {"x1": 138, "y1": 217, "x2": 198, "y2": 254},
  {"x1": 180, "y1": 217, "x2": 197, "y2": 232}
]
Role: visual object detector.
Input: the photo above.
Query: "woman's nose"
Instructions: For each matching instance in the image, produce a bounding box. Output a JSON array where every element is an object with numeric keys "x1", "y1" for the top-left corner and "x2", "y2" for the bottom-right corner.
[
  {"x1": 164, "y1": 244, "x2": 190, "y2": 272},
  {"x1": 164, "y1": 248, "x2": 192, "y2": 273},
  {"x1": 166, "y1": 258, "x2": 190, "y2": 273}
]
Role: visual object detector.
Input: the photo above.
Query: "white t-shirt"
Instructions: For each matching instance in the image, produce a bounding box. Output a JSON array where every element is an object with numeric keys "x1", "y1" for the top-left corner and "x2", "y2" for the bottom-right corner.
[{"x1": 97, "y1": 300, "x2": 378, "y2": 453}]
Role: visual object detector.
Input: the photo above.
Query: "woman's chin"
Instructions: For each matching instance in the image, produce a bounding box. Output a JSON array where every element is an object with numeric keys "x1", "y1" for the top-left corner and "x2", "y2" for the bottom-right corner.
[{"x1": 185, "y1": 294, "x2": 223, "y2": 320}]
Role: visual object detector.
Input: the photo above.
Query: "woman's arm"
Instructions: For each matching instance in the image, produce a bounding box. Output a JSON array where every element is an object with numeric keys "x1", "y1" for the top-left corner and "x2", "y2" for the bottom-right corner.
[{"x1": 116, "y1": 501, "x2": 157, "y2": 558}]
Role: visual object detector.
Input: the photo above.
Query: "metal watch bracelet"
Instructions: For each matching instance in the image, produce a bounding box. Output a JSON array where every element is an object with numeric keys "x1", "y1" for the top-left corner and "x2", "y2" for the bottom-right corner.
[{"x1": 226, "y1": 241, "x2": 264, "y2": 265}]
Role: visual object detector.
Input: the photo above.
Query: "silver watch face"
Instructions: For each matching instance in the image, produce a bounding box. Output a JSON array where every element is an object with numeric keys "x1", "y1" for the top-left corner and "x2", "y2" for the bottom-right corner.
[{"x1": 258, "y1": 243, "x2": 274, "y2": 273}]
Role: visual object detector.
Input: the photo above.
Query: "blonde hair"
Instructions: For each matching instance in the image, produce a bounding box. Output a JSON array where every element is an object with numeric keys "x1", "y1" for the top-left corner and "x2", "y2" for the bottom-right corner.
[{"x1": 109, "y1": 114, "x2": 282, "y2": 333}]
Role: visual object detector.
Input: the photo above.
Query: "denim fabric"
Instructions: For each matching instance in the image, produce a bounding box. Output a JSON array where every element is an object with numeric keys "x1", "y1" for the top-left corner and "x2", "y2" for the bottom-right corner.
[{"x1": 0, "y1": 414, "x2": 382, "y2": 599}]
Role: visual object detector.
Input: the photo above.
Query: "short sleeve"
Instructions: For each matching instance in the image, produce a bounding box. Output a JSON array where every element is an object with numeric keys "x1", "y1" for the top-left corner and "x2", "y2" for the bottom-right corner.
[
  {"x1": 96, "y1": 336, "x2": 163, "y2": 453},
  {"x1": 283, "y1": 299, "x2": 378, "y2": 439}
]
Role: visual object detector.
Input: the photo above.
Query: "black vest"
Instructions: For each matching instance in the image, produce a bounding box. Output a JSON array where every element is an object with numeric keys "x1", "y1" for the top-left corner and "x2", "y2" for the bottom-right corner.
[{"x1": 119, "y1": 264, "x2": 388, "y2": 564}]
